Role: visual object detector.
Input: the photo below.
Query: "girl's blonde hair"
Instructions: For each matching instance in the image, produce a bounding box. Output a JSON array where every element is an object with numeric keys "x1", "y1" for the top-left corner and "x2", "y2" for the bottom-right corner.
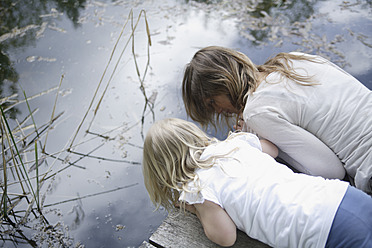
[
  {"x1": 143, "y1": 118, "x2": 217, "y2": 211},
  {"x1": 182, "y1": 46, "x2": 318, "y2": 130}
]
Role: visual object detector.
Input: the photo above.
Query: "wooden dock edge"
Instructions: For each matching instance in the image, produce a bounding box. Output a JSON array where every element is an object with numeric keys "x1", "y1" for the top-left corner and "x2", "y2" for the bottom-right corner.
[
  {"x1": 145, "y1": 209, "x2": 270, "y2": 248},
  {"x1": 139, "y1": 241, "x2": 157, "y2": 248}
]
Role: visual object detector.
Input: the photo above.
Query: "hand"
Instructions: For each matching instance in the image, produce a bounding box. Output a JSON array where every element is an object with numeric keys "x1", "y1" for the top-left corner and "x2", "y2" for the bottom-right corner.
[
  {"x1": 175, "y1": 201, "x2": 197, "y2": 214},
  {"x1": 233, "y1": 117, "x2": 245, "y2": 131},
  {"x1": 184, "y1": 203, "x2": 197, "y2": 214}
]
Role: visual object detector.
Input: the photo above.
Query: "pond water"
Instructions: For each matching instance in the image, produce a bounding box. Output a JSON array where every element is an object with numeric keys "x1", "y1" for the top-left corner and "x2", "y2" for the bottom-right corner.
[{"x1": 1, "y1": 0, "x2": 371, "y2": 247}]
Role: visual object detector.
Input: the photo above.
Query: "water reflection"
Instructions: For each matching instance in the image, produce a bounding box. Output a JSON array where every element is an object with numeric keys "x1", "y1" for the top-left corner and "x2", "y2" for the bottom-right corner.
[
  {"x1": 53, "y1": 0, "x2": 86, "y2": 26},
  {"x1": 243, "y1": 0, "x2": 315, "y2": 45},
  {"x1": 0, "y1": 0, "x2": 371, "y2": 247},
  {"x1": 0, "y1": 0, "x2": 86, "y2": 118},
  {"x1": 0, "y1": 50, "x2": 19, "y2": 118}
]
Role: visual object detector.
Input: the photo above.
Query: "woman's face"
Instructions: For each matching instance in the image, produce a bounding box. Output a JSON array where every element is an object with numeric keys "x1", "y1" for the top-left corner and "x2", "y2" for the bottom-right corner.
[{"x1": 206, "y1": 95, "x2": 239, "y2": 115}]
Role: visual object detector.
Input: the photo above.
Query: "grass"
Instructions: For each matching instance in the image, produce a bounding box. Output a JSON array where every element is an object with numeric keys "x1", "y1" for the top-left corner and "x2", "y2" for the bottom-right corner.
[{"x1": 0, "y1": 9, "x2": 152, "y2": 247}]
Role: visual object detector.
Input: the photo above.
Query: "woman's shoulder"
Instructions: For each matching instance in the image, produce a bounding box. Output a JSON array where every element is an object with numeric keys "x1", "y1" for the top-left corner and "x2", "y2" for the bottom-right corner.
[
  {"x1": 288, "y1": 51, "x2": 323, "y2": 60},
  {"x1": 284, "y1": 52, "x2": 330, "y2": 66},
  {"x1": 288, "y1": 51, "x2": 307, "y2": 56}
]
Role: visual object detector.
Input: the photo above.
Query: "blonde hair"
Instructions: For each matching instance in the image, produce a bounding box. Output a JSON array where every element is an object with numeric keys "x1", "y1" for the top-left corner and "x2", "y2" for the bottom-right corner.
[
  {"x1": 142, "y1": 118, "x2": 217, "y2": 211},
  {"x1": 182, "y1": 46, "x2": 318, "y2": 130}
]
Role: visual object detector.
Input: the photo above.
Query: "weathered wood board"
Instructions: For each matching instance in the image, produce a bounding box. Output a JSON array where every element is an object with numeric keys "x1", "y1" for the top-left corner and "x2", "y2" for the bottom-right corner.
[
  {"x1": 139, "y1": 241, "x2": 157, "y2": 248},
  {"x1": 148, "y1": 209, "x2": 270, "y2": 248}
]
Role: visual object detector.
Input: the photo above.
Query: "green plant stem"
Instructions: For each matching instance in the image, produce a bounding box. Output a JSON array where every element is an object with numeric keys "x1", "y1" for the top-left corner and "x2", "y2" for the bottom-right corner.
[
  {"x1": 0, "y1": 105, "x2": 38, "y2": 211},
  {"x1": 1, "y1": 114, "x2": 8, "y2": 217},
  {"x1": 35, "y1": 140, "x2": 40, "y2": 212}
]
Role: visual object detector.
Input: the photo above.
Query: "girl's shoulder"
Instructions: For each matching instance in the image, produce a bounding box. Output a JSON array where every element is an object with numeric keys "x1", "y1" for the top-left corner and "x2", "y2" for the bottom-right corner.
[
  {"x1": 200, "y1": 132, "x2": 261, "y2": 160},
  {"x1": 214, "y1": 132, "x2": 262, "y2": 155},
  {"x1": 226, "y1": 132, "x2": 261, "y2": 150}
]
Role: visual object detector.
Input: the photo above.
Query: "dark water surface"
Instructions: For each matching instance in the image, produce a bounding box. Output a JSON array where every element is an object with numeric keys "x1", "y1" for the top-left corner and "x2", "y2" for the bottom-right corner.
[{"x1": 0, "y1": 0, "x2": 371, "y2": 247}]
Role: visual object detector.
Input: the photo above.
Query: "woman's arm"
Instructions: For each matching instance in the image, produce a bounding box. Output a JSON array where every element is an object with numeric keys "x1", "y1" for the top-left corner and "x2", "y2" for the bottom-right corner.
[
  {"x1": 248, "y1": 112, "x2": 345, "y2": 179},
  {"x1": 194, "y1": 200, "x2": 237, "y2": 247},
  {"x1": 260, "y1": 139, "x2": 279, "y2": 158},
  {"x1": 233, "y1": 116, "x2": 278, "y2": 158}
]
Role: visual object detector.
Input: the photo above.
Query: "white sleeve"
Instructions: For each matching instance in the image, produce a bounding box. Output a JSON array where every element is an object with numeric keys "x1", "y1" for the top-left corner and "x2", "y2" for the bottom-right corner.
[
  {"x1": 179, "y1": 178, "x2": 222, "y2": 207},
  {"x1": 246, "y1": 112, "x2": 346, "y2": 179}
]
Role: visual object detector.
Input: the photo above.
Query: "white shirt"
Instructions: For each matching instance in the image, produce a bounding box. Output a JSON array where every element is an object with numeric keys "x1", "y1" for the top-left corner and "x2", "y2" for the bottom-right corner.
[
  {"x1": 243, "y1": 53, "x2": 372, "y2": 193},
  {"x1": 180, "y1": 133, "x2": 348, "y2": 248}
]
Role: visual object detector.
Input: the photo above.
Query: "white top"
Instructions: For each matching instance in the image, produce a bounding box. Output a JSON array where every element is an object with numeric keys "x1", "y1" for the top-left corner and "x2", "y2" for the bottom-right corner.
[
  {"x1": 180, "y1": 133, "x2": 349, "y2": 248},
  {"x1": 243, "y1": 53, "x2": 372, "y2": 193}
]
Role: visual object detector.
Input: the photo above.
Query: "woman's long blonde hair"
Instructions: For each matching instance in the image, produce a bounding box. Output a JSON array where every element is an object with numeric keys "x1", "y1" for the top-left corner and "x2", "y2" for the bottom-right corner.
[
  {"x1": 143, "y1": 118, "x2": 217, "y2": 211},
  {"x1": 182, "y1": 46, "x2": 318, "y2": 130}
]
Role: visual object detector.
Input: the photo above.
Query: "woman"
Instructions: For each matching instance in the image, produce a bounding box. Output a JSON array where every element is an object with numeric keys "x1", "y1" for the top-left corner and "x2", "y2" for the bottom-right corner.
[{"x1": 182, "y1": 46, "x2": 372, "y2": 194}]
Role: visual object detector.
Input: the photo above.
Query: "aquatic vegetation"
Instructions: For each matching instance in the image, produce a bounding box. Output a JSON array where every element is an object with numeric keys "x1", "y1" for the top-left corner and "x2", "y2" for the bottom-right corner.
[
  {"x1": 0, "y1": 0, "x2": 370, "y2": 246},
  {"x1": 0, "y1": 7, "x2": 152, "y2": 246},
  {"x1": 0, "y1": 86, "x2": 69, "y2": 247}
]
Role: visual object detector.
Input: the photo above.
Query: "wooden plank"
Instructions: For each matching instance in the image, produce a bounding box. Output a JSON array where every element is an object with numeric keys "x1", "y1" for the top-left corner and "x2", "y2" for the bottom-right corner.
[
  {"x1": 139, "y1": 241, "x2": 157, "y2": 248},
  {"x1": 149, "y1": 209, "x2": 270, "y2": 248}
]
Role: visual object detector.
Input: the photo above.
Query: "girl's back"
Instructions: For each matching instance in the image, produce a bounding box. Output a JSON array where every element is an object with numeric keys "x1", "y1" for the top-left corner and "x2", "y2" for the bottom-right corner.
[{"x1": 180, "y1": 132, "x2": 349, "y2": 248}]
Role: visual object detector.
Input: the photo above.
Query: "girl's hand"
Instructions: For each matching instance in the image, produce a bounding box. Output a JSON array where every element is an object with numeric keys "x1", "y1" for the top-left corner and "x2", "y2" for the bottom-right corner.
[
  {"x1": 234, "y1": 117, "x2": 245, "y2": 131},
  {"x1": 175, "y1": 202, "x2": 197, "y2": 214},
  {"x1": 184, "y1": 203, "x2": 197, "y2": 214}
]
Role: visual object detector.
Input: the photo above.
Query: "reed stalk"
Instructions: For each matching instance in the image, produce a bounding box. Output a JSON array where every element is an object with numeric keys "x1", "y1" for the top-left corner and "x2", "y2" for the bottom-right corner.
[
  {"x1": 69, "y1": 9, "x2": 152, "y2": 149},
  {"x1": 35, "y1": 140, "x2": 40, "y2": 212},
  {"x1": 1, "y1": 116, "x2": 8, "y2": 218},
  {"x1": 0, "y1": 105, "x2": 38, "y2": 213},
  {"x1": 1, "y1": 8, "x2": 151, "y2": 247}
]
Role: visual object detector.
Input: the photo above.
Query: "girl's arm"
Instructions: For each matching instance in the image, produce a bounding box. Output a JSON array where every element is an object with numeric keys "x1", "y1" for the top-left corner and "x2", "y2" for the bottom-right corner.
[
  {"x1": 194, "y1": 200, "x2": 236, "y2": 247},
  {"x1": 260, "y1": 139, "x2": 279, "y2": 158}
]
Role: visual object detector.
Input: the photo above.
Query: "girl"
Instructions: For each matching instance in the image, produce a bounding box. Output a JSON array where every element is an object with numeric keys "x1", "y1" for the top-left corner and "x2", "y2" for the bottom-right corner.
[
  {"x1": 182, "y1": 46, "x2": 372, "y2": 194},
  {"x1": 143, "y1": 118, "x2": 372, "y2": 248}
]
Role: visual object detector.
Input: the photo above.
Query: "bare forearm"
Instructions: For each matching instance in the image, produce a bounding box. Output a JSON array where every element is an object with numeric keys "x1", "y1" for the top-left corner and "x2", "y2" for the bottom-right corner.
[
  {"x1": 260, "y1": 139, "x2": 278, "y2": 158},
  {"x1": 194, "y1": 202, "x2": 237, "y2": 247}
]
